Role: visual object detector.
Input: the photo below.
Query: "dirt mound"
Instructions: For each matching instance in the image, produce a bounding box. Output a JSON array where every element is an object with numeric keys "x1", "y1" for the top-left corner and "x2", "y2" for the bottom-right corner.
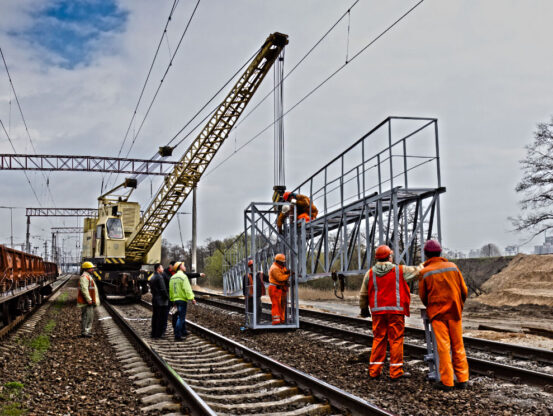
[{"x1": 477, "y1": 254, "x2": 553, "y2": 307}]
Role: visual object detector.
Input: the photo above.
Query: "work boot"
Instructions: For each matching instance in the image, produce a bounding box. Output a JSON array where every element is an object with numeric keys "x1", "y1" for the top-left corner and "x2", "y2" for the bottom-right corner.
[
  {"x1": 391, "y1": 372, "x2": 411, "y2": 381},
  {"x1": 434, "y1": 382, "x2": 454, "y2": 392},
  {"x1": 455, "y1": 381, "x2": 468, "y2": 389}
]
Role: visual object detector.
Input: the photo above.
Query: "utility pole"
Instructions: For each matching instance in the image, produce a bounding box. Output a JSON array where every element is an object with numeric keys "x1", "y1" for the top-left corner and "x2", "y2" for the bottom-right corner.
[
  {"x1": 26, "y1": 215, "x2": 31, "y2": 253},
  {"x1": 44, "y1": 240, "x2": 48, "y2": 261},
  {"x1": 272, "y1": 51, "x2": 286, "y2": 200},
  {"x1": 191, "y1": 186, "x2": 197, "y2": 285},
  {"x1": 10, "y1": 208, "x2": 13, "y2": 249}
]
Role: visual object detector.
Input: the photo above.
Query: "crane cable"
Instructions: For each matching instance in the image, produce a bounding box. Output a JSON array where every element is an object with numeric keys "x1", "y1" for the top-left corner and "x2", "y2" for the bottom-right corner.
[{"x1": 204, "y1": 0, "x2": 425, "y2": 178}]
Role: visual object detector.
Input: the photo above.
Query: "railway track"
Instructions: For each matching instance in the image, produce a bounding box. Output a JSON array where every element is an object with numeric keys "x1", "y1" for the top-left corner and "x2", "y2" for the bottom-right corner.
[
  {"x1": 0, "y1": 274, "x2": 71, "y2": 339},
  {"x1": 193, "y1": 291, "x2": 553, "y2": 388},
  {"x1": 104, "y1": 300, "x2": 393, "y2": 415}
]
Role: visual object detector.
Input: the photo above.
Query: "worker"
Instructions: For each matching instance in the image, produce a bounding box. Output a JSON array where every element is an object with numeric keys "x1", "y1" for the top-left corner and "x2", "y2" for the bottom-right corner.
[
  {"x1": 268, "y1": 253, "x2": 291, "y2": 325},
  {"x1": 169, "y1": 262, "x2": 205, "y2": 341},
  {"x1": 77, "y1": 261, "x2": 100, "y2": 338},
  {"x1": 243, "y1": 259, "x2": 266, "y2": 324},
  {"x1": 419, "y1": 239, "x2": 469, "y2": 391},
  {"x1": 277, "y1": 191, "x2": 318, "y2": 232},
  {"x1": 148, "y1": 263, "x2": 169, "y2": 339},
  {"x1": 161, "y1": 260, "x2": 176, "y2": 336},
  {"x1": 359, "y1": 245, "x2": 422, "y2": 380}
]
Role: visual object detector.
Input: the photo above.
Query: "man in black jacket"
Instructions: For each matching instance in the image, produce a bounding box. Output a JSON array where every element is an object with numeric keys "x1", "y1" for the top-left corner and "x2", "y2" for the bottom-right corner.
[{"x1": 149, "y1": 263, "x2": 169, "y2": 339}]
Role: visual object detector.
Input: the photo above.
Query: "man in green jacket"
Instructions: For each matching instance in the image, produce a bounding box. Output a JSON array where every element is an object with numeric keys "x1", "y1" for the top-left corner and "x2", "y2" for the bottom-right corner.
[{"x1": 169, "y1": 262, "x2": 204, "y2": 341}]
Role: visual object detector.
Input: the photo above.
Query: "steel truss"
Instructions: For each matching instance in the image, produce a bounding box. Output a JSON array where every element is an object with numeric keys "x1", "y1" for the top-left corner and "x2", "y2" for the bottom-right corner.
[
  {"x1": 0, "y1": 154, "x2": 176, "y2": 176},
  {"x1": 223, "y1": 117, "x2": 444, "y2": 303}
]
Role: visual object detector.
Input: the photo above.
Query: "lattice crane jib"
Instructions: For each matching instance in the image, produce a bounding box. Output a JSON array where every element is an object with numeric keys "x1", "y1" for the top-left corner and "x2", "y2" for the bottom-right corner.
[{"x1": 125, "y1": 32, "x2": 289, "y2": 263}]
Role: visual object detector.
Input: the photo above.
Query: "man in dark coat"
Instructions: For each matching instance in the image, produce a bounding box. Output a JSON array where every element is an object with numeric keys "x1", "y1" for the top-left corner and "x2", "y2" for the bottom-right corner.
[
  {"x1": 161, "y1": 260, "x2": 175, "y2": 336},
  {"x1": 149, "y1": 263, "x2": 169, "y2": 339}
]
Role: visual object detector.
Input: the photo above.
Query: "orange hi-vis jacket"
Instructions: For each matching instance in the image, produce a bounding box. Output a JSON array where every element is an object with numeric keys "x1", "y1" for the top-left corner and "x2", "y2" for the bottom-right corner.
[
  {"x1": 77, "y1": 272, "x2": 97, "y2": 305},
  {"x1": 418, "y1": 257, "x2": 468, "y2": 321},
  {"x1": 368, "y1": 266, "x2": 411, "y2": 316},
  {"x1": 295, "y1": 194, "x2": 318, "y2": 220},
  {"x1": 269, "y1": 262, "x2": 290, "y2": 286}
]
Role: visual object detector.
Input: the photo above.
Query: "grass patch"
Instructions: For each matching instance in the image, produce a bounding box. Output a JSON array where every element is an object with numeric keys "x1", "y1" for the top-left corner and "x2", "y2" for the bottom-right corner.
[
  {"x1": 53, "y1": 292, "x2": 68, "y2": 310},
  {"x1": 1, "y1": 381, "x2": 26, "y2": 416},
  {"x1": 29, "y1": 335, "x2": 50, "y2": 363},
  {"x1": 43, "y1": 319, "x2": 56, "y2": 334}
]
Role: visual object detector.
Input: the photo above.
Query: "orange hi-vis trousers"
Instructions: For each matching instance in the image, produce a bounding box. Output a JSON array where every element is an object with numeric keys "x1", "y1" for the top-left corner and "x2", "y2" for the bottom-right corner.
[
  {"x1": 369, "y1": 314, "x2": 405, "y2": 379},
  {"x1": 268, "y1": 284, "x2": 287, "y2": 324},
  {"x1": 431, "y1": 319, "x2": 469, "y2": 386}
]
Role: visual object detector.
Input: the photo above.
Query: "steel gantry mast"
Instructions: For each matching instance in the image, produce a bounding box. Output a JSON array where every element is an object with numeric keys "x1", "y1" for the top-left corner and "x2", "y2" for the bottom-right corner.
[{"x1": 124, "y1": 32, "x2": 289, "y2": 262}]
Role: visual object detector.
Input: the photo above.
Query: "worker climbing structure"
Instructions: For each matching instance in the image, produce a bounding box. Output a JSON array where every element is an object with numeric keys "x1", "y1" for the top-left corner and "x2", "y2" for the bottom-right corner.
[{"x1": 223, "y1": 116, "x2": 445, "y2": 328}]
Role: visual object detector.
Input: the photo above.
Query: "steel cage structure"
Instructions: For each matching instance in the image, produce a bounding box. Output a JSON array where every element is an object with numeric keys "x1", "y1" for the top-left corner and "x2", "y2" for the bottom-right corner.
[{"x1": 223, "y1": 116, "x2": 444, "y2": 308}]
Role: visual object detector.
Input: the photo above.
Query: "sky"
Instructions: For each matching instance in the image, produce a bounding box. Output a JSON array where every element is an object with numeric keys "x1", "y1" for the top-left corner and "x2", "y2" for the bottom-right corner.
[{"x1": 1, "y1": 0, "x2": 553, "y2": 261}]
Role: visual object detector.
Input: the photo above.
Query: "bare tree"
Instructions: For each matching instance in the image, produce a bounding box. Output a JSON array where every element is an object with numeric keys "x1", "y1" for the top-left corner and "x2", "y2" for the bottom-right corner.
[
  {"x1": 480, "y1": 243, "x2": 501, "y2": 257},
  {"x1": 513, "y1": 117, "x2": 553, "y2": 237}
]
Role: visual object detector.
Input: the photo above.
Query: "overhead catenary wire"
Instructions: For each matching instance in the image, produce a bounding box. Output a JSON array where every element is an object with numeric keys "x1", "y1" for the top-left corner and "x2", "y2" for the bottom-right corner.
[
  {"x1": 107, "y1": 0, "x2": 199, "y2": 190},
  {"x1": 204, "y1": 0, "x2": 425, "y2": 178}
]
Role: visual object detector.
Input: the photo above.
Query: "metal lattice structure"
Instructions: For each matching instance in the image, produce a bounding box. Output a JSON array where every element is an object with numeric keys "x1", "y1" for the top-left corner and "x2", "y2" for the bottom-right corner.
[
  {"x1": 0, "y1": 154, "x2": 176, "y2": 175},
  {"x1": 26, "y1": 208, "x2": 97, "y2": 217},
  {"x1": 223, "y1": 116, "x2": 444, "y2": 295},
  {"x1": 125, "y1": 32, "x2": 289, "y2": 263}
]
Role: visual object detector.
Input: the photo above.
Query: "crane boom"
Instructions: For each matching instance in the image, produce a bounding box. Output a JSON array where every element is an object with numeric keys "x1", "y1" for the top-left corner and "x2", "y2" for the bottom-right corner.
[{"x1": 125, "y1": 32, "x2": 288, "y2": 262}]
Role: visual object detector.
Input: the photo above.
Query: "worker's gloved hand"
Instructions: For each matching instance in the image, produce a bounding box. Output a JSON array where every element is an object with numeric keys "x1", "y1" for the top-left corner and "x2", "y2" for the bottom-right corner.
[{"x1": 360, "y1": 307, "x2": 370, "y2": 318}]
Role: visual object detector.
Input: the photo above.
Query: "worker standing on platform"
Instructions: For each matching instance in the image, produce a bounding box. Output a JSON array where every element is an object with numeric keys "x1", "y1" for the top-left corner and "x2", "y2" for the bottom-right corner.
[
  {"x1": 169, "y1": 262, "x2": 205, "y2": 341},
  {"x1": 148, "y1": 263, "x2": 169, "y2": 339},
  {"x1": 419, "y1": 240, "x2": 469, "y2": 391},
  {"x1": 268, "y1": 254, "x2": 291, "y2": 325},
  {"x1": 243, "y1": 259, "x2": 266, "y2": 323},
  {"x1": 359, "y1": 245, "x2": 422, "y2": 380},
  {"x1": 77, "y1": 261, "x2": 100, "y2": 338}
]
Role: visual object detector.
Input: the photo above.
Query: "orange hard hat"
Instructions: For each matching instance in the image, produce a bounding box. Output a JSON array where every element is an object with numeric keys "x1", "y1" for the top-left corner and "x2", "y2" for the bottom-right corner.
[
  {"x1": 283, "y1": 191, "x2": 295, "y2": 202},
  {"x1": 375, "y1": 245, "x2": 392, "y2": 260},
  {"x1": 275, "y1": 253, "x2": 286, "y2": 263},
  {"x1": 248, "y1": 259, "x2": 254, "y2": 267}
]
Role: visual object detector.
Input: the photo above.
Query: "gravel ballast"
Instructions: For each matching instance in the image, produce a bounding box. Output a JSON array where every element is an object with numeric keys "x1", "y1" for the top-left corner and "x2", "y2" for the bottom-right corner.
[
  {"x1": 186, "y1": 303, "x2": 553, "y2": 416},
  {"x1": 0, "y1": 276, "x2": 163, "y2": 415}
]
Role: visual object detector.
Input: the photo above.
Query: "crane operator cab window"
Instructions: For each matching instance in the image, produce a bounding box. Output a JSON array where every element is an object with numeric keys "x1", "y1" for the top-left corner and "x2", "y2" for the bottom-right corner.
[{"x1": 106, "y1": 218, "x2": 124, "y2": 239}]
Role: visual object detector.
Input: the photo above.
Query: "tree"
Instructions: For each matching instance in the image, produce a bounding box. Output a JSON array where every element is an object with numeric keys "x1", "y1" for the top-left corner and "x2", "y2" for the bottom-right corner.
[
  {"x1": 480, "y1": 243, "x2": 501, "y2": 257},
  {"x1": 513, "y1": 117, "x2": 553, "y2": 237}
]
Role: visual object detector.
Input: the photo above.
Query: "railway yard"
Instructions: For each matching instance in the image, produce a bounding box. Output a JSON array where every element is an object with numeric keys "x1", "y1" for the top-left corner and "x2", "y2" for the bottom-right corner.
[{"x1": 1, "y1": 274, "x2": 552, "y2": 415}]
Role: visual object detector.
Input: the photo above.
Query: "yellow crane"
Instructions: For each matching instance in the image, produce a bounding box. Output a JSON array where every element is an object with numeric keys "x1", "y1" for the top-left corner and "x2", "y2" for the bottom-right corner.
[{"x1": 82, "y1": 32, "x2": 288, "y2": 299}]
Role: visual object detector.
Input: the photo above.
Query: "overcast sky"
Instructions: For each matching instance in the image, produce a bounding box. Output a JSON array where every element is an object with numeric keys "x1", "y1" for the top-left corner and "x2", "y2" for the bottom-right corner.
[{"x1": 1, "y1": 0, "x2": 553, "y2": 260}]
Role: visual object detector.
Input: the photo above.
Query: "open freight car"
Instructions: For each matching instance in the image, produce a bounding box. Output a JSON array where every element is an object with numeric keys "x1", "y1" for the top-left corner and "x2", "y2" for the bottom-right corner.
[{"x1": 0, "y1": 245, "x2": 59, "y2": 332}]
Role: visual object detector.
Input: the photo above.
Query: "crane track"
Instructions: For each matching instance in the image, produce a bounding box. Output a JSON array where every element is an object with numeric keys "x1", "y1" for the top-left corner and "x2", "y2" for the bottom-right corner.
[
  {"x1": 193, "y1": 292, "x2": 553, "y2": 388},
  {"x1": 104, "y1": 300, "x2": 393, "y2": 416}
]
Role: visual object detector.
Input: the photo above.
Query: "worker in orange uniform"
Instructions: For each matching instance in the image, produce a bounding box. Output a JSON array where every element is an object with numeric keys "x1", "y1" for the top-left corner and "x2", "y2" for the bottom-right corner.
[
  {"x1": 268, "y1": 253, "x2": 291, "y2": 325},
  {"x1": 243, "y1": 259, "x2": 266, "y2": 324},
  {"x1": 359, "y1": 245, "x2": 422, "y2": 380},
  {"x1": 419, "y1": 239, "x2": 469, "y2": 391},
  {"x1": 277, "y1": 191, "x2": 318, "y2": 232}
]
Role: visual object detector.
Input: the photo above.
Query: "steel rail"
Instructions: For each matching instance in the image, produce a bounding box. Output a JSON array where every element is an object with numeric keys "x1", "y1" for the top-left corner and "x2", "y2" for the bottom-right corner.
[
  {"x1": 138, "y1": 300, "x2": 393, "y2": 416},
  {"x1": 103, "y1": 300, "x2": 216, "y2": 416},
  {"x1": 194, "y1": 293, "x2": 553, "y2": 387},
  {"x1": 0, "y1": 274, "x2": 71, "y2": 338},
  {"x1": 194, "y1": 291, "x2": 553, "y2": 364}
]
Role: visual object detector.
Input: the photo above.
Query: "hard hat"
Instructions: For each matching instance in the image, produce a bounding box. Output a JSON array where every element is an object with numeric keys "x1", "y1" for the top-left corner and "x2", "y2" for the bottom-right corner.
[
  {"x1": 424, "y1": 239, "x2": 442, "y2": 253},
  {"x1": 173, "y1": 261, "x2": 183, "y2": 270},
  {"x1": 275, "y1": 253, "x2": 286, "y2": 263},
  {"x1": 248, "y1": 259, "x2": 254, "y2": 267},
  {"x1": 375, "y1": 245, "x2": 392, "y2": 260},
  {"x1": 81, "y1": 261, "x2": 95, "y2": 269},
  {"x1": 282, "y1": 205, "x2": 291, "y2": 214},
  {"x1": 283, "y1": 191, "x2": 296, "y2": 202}
]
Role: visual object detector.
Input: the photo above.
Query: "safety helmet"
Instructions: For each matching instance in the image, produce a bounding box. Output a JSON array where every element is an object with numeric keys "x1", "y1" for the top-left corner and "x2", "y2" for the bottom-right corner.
[
  {"x1": 275, "y1": 253, "x2": 286, "y2": 263},
  {"x1": 248, "y1": 259, "x2": 254, "y2": 267},
  {"x1": 375, "y1": 245, "x2": 392, "y2": 260},
  {"x1": 81, "y1": 261, "x2": 95, "y2": 269},
  {"x1": 173, "y1": 261, "x2": 183, "y2": 270},
  {"x1": 424, "y1": 239, "x2": 442, "y2": 253},
  {"x1": 283, "y1": 191, "x2": 295, "y2": 202}
]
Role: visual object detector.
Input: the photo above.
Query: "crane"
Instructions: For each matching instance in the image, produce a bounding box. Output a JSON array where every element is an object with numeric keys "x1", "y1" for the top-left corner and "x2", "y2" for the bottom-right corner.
[{"x1": 81, "y1": 32, "x2": 288, "y2": 299}]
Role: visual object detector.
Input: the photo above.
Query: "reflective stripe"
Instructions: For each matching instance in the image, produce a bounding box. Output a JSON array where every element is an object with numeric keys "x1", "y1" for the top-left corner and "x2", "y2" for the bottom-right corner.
[
  {"x1": 390, "y1": 363, "x2": 403, "y2": 366},
  {"x1": 372, "y1": 269, "x2": 378, "y2": 308},
  {"x1": 395, "y1": 266, "x2": 400, "y2": 307},
  {"x1": 372, "y1": 306, "x2": 403, "y2": 312},
  {"x1": 370, "y1": 362, "x2": 385, "y2": 365},
  {"x1": 422, "y1": 267, "x2": 458, "y2": 280}
]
